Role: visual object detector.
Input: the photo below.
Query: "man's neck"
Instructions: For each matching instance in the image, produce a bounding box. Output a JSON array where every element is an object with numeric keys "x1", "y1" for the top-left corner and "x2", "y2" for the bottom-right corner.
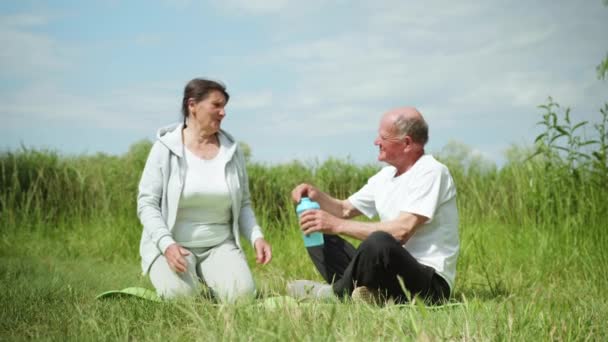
[{"x1": 394, "y1": 150, "x2": 424, "y2": 176}]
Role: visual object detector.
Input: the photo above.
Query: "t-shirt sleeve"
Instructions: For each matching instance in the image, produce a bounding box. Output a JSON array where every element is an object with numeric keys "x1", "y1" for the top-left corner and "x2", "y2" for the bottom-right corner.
[
  {"x1": 400, "y1": 169, "x2": 444, "y2": 221},
  {"x1": 348, "y1": 171, "x2": 382, "y2": 218}
]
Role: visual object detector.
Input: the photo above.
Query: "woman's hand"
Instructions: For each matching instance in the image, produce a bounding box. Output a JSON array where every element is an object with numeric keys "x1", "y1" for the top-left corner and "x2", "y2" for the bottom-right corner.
[
  {"x1": 254, "y1": 238, "x2": 272, "y2": 265},
  {"x1": 164, "y1": 243, "x2": 190, "y2": 273},
  {"x1": 291, "y1": 183, "x2": 320, "y2": 203}
]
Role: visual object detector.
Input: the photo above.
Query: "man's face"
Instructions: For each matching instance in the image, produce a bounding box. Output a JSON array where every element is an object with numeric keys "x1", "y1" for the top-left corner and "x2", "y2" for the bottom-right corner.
[{"x1": 374, "y1": 118, "x2": 406, "y2": 165}]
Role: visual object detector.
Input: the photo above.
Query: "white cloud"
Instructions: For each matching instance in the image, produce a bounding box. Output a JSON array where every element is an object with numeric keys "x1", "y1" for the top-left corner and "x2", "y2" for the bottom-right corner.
[
  {"x1": 0, "y1": 14, "x2": 51, "y2": 27},
  {"x1": 160, "y1": 0, "x2": 193, "y2": 8},
  {"x1": 133, "y1": 33, "x2": 165, "y2": 47},
  {"x1": 214, "y1": 0, "x2": 291, "y2": 14},
  {"x1": 0, "y1": 82, "x2": 179, "y2": 132},
  {"x1": 1, "y1": 0, "x2": 606, "y2": 164},
  {"x1": 230, "y1": 90, "x2": 274, "y2": 111},
  {"x1": 264, "y1": 104, "x2": 376, "y2": 137},
  {"x1": 214, "y1": 0, "x2": 607, "y2": 165},
  {"x1": 246, "y1": 1, "x2": 604, "y2": 124},
  {"x1": 212, "y1": 0, "x2": 339, "y2": 15},
  {"x1": 0, "y1": 13, "x2": 71, "y2": 77},
  {"x1": 366, "y1": 1, "x2": 488, "y2": 30}
]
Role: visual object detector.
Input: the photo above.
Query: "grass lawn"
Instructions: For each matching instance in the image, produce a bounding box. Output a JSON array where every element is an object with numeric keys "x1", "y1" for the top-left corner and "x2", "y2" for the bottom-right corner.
[{"x1": 2, "y1": 221, "x2": 606, "y2": 340}]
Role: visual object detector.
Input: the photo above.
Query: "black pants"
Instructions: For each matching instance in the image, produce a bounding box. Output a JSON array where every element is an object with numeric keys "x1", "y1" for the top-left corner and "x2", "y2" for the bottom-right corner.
[{"x1": 306, "y1": 231, "x2": 450, "y2": 304}]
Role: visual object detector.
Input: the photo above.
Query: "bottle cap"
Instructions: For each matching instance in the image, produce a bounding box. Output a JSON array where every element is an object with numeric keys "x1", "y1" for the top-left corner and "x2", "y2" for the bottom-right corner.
[{"x1": 296, "y1": 197, "x2": 320, "y2": 215}]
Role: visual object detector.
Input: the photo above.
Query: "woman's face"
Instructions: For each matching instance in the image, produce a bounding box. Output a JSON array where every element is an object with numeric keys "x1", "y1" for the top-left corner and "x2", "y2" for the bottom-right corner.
[{"x1": 188, "y1": 90, "x2": 227, "y2": 133}]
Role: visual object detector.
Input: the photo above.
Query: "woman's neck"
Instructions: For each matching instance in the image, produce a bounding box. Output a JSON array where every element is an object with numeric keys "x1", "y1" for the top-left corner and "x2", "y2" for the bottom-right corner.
[
  {"x1": 183, "y1": 123, "x2": 218, "y2": 146},
  {"x1": 182, "y1": 124, "x2": 221, "y2": 160}
]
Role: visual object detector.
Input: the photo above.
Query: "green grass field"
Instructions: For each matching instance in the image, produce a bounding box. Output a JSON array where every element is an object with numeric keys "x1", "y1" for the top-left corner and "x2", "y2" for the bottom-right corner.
[
  {"x1": 1, "y1": 214, "x2": 606, "y2": 340},
  {"x1": 1, "y1": 106, "x2": 607, "y2": 340}
]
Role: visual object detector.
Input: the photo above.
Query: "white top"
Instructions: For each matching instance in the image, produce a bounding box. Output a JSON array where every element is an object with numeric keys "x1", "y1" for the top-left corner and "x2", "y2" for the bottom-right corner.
[
  {"x1": 173, "y1": 137, "x2": 232, "y2": 247},
  {"x1": 348, "y1": 155, "x2": 459, "y2": 289},
  {"x1": 138, "y1": 124, "x2": 265, "y2": 275}
]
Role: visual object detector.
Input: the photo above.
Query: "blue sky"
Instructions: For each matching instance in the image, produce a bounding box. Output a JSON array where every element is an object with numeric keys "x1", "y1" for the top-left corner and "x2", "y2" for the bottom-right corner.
[{"x1": 1, "y1": 0, "x2": 607, "y2": 166}]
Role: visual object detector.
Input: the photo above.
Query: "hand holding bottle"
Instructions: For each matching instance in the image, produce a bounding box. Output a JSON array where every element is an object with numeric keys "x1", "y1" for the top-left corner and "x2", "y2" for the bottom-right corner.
[{"x1": 296, "y1": 197, "x2": 324, "y2": 247}]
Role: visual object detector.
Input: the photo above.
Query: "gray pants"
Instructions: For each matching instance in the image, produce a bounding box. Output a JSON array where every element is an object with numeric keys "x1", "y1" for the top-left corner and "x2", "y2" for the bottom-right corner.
[{"x1": 149, "y1": 238, "x2": 255, "y2": 303}]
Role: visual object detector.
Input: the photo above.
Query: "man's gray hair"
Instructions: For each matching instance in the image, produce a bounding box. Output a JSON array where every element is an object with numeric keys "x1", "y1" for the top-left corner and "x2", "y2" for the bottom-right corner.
[{"x1": 393, "y1": 115, "x2": 429, "y2": 145}]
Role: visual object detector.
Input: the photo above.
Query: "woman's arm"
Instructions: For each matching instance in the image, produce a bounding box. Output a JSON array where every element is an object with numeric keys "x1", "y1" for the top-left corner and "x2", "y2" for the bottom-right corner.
[
  {"x1": 234, "y1": 148, "x2": 272, "y2": 264},
  {"x1": 137, "y1": 142, "x2": 176, "y2": 254},
  {"x1": 234, "y1": 148, "x2": 264, "y2": 244}
]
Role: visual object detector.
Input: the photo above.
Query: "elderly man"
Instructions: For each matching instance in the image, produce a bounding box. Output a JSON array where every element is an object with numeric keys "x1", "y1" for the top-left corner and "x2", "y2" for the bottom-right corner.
[{"x1": 288, "y1": 107, "x2": 459, "y2": 304}]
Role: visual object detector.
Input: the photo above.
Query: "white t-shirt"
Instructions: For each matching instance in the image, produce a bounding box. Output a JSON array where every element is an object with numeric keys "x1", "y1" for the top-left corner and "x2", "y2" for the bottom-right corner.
[
  {"x1": 173, "y1": 137, "x2": 232, "y2": 247},
  {"x1": 348, "y1": 155, "x2": 459, "y2": 289}
]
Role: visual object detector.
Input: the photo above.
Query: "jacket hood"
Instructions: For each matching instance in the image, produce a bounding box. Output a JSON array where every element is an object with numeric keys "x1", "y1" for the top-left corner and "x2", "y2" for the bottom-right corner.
[{"x1": 156, "y1": 122, "x2": 238, "y2": 158}]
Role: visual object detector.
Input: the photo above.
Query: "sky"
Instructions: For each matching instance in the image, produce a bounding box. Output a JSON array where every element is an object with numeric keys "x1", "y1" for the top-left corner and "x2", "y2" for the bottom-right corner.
[{"x1": 1, "y1": 0, "x2": 607, "y2": 167}]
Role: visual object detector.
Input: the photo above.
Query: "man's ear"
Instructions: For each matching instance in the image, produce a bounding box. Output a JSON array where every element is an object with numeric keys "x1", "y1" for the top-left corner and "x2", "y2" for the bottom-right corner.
[{"x1": 403, "y1": 135, "x2": 413, "y2": 147}]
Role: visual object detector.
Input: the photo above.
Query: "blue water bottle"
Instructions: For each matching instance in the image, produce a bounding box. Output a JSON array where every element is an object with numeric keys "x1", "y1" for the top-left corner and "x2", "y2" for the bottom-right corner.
[{"x1": 296, "y1": 197, "x2": 324, "y2": 247}]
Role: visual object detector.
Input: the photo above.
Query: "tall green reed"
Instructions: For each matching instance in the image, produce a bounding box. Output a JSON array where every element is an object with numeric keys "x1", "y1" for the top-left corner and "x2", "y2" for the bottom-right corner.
[{"x1": 1, "y1": 106, "x2": 606, "y2": 253}]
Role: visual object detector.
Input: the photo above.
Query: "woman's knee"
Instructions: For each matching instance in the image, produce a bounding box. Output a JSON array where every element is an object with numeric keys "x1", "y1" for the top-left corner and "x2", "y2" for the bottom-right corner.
[
  {"x1": 156, "y1": 281, "x2": 198, "y2": 299},
  {"x1": 213, "y1": 278, "x2": 256, "y2": 303},
  {"x1": 149, "y1": 255, "x2": 199, "y2": 299},
  {"x1": 204, "y1": 241, "x2": 257, "y2": 303}
]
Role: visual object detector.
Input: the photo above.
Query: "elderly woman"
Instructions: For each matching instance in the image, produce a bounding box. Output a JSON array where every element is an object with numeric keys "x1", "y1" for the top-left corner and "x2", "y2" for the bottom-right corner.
[{"x1": 137, "y1": 78, "x2": 272, "y2": 302}]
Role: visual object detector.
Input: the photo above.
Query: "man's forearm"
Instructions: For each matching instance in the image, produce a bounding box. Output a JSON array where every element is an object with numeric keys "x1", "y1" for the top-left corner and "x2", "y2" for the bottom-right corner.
[
  {"x1": 315, "y1": 192, "x2": 355, "y2": 219},
  {"x1": 336, "y1": 218, "x2": 415, "y2": 243}
]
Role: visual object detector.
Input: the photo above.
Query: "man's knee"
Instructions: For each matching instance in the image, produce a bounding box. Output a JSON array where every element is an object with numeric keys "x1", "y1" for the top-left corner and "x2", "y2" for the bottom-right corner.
[{"x1": 360, "y1": 231, "x2": 398, "y2": 252}]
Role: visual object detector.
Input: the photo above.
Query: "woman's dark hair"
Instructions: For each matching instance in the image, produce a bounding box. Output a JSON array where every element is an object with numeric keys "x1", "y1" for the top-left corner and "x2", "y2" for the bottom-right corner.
[{"x1": 181, "y1": 78, "x2": 230, "y2": 125}]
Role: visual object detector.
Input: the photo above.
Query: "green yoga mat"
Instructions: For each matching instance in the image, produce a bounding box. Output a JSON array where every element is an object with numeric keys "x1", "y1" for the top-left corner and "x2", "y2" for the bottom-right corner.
[
  {"x1": 96, "y1": 287, "x2": 162, "y2": 302},
  {"x1": 95, "y1": 290, "x2": 462, "y2": 310},
  {"x1": 95, "y1": 290, "x2": 298, "y2": 307}
]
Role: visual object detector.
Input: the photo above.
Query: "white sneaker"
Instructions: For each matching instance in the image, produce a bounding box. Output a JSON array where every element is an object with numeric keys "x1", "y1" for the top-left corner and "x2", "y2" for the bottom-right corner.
[
  {"x1": 286, "y1": 280, "x2": 334, "y2": 300},
  {"x1": 351, "y1": 286, "x2": 382, "y2": 305}
]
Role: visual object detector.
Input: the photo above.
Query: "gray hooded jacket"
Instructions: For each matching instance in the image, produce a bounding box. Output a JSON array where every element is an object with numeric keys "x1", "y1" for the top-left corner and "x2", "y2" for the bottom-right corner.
[{"x1": 137, "y1": 123, "x2": 264, "y2": 274}]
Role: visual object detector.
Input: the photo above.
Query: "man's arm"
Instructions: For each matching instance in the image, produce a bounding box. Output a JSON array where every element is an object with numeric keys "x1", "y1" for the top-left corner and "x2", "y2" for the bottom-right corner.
[
  {"x1": 292, "y1": 183, "x2": 362, "y2": 219},
  {"x1": 299, "y1": 210, "x2": 428, "y2": 244}
]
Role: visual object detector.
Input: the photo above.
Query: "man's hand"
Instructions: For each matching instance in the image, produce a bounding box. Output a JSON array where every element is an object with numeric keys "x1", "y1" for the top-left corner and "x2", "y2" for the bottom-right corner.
[
  {"x1": 299, "y1": 209, "x2": 342, "y2": 236},
  {"x1": 254, "y1": 238, "x2": 272, "y2": 265},
  {"x1": 291, "y1": 183, "x2": 320, "y2": 203},
  {"x1": 164, "y1": 243, "x2": 190, "y2": 273}
]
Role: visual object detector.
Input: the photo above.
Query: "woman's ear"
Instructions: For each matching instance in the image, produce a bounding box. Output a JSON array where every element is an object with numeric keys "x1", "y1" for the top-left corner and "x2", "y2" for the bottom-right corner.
[{"x1": 187, "y1": 98, "x2": 196, "y2": 116}]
